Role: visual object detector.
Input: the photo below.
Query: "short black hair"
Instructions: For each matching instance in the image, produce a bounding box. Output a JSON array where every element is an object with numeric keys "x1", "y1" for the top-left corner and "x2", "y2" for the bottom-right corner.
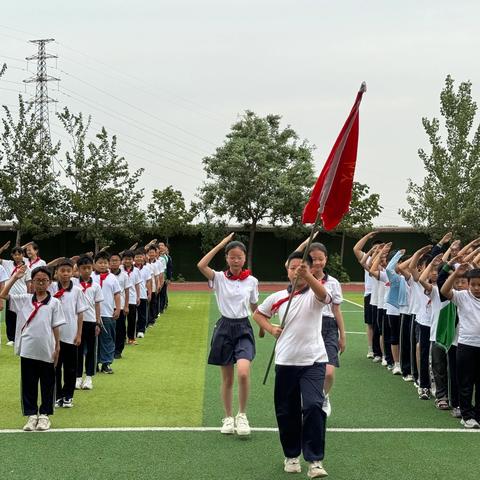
[
  {"x1": 134, "y1": 249, "x2": 145, "y2": 257},
  {"x1": 122, "y1": 250, "x2": 135, "y2": 259},
  {"x1": 147, "y1": 245, "x2": 157, "y2": 252},
  {"x1": 287, "y1": 251, "x2": 313, "y2": 267},
  {"x1": 309, "y1": 242, "x2": 328, "y2": 256},
  {"x1": 77, "y1": 255, "x2": 93, "y2": 267},
  {"x1": 31, "y1": 266, "x2": 52, "y2": 280},
  {"x1": 11, "y1": 247, "x2": 23, "y2": 255},
  {"x1": 372, "y1": 239, "x2": 383, "y2": 246},
  {"x1": 94, "y1": 251, "x2": 110, "y2": 262},
  {"x1": 57, "y1": 258, "x2": 74, "y2": 269},
  {"x1": 109, "y1": 252, "x2": 122, "y2": 260},
  {"x1": 225, "y1": 241, "x2": 247, "y2": 255},
  {"x1": 467, "y1": 269, "x2": 480, "y2": 281},
  {"x1": 28, "y1": 242, "x2": 39, "y2": 251}
]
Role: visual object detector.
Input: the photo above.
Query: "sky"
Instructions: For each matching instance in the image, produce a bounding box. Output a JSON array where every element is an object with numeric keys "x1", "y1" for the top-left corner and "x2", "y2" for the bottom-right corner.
[{"x1": 1, "y1": 0, "x2": 479, "y2": 226}]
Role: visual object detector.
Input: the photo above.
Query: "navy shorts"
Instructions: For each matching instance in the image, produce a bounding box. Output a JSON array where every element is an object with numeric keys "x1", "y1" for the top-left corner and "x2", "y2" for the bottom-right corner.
[
  {"x1": 322, "y1": 316, "x2": 339, "y2": 367},
  {"x1": 208, "y1": 316, "x2": 256, "y2": 366},
  {"x1": 364, "y1": 294, "x2": 373, "y2": 325}
]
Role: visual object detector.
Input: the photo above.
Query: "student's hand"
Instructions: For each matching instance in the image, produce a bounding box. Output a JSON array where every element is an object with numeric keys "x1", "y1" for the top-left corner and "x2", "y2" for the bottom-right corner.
[
  {"x1": 53, "y1": 347, "x2": 60, "y2": 367},
  {"x1": 301, "y1": 231, "x2": 319, "y2": 248},
  {"x1": 455, "y1": 263, "x2": 470, "y2": 277},
  {"x1": 295, "y1": 262, "x2": 311, "y2": 280},
  {"x1": 431, "y1": 253, "x2": 443, "y2": 268},
  {"x1": 95, "y1": 324, "x2": 102, "y2": 337},
  {"x1": 129, "y1": 242, "x2": 138, "y2": 251},
  {"x1": 21, "y1": 241, "x2": 33, "y2": 249},
  {"x1": 448, "y1": 254, "x2": 464, "y2": 266},
  {"x1": 86, "y1": 252, "x2": 94, "y2": 258},
  {"x1": 124, "y1": 306, "x2": 129, "y2": 315},
  {"x1": 0, "y1": 240, "x2": 11, "y2": 252},
  {"x1": 147, "y1": 293, "x2": 152, "y2": 302},
  {"x1": 339, "y1": 333, "x2": 346, "y2": 354},
  {"x1": 99, "y1": 245, "x2": 110, "y2": 253},
  {"x1": 113, "y1": 308, "x2": 120, "y2": 320},
  {"x1": 70, "y1": 255, "x2": 80, "y2": 263},
  {"x1": 439, "y1": 232, "x2": 453, "y2": 245},
  {"x1": 136, "y1": 298, "x2": 141, "y2": 306},
  {"x1": 73, "y1": 333, "x2": 82, "y2": 347},
  {"x1": 13, "y1": 265, "x2": 27, "y2": 279},
  {"x1": 220, "y1": 232, "x2": 235, "y2": 246},
  {"x1": 415, "y1": 245, "x2": 433, "y2": 256},
  {"x1": 398, "y1": 249, "x2": 406, "y2": 256},
  {"x1": 366, "y1": 231, "x2": 378, "y2": 239},
  {"x1": 269, "y1": 325, "x2": 283, "y2": 339}
]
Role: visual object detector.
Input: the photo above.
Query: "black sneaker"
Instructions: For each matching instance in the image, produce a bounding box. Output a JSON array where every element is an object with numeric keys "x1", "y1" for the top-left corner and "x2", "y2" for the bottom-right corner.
[
  {"x1": 101, "y1": 364, "x2": 114, "y2": 374},
  {"x1": 114, "y1": 353, "x2": 122, "y2": 359},
  {"x1": 419, "y1": 388, "x2": 430, "y2": 400}
]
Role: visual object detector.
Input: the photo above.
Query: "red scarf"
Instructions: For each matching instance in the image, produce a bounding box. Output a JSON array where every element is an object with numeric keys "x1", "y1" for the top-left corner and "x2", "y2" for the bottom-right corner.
[
  {"x1": 54, "y1": 281, "x2": 73, "y2": 299},
  {"x1": 224, "y1": 269, "x2": 251, "y2": 281},
  {"x1": 28, "y1": 257, "x2": 41, "y2": 268},
  {"x1": 124, "y1": 267, "x2": 134, "y2": 277},
  {"x1": 97, "y1": 272, "x2": 109, "y2": 287},
  {"x1": 271, "y1": 285, "x2": 309, "y2": 315},
  {"x1": 80, "y1": 278, "x2": 93, "y2": 293},
  {"x1": 11, "y1": 262, "x2": 24, "y2": 276},
  {"x1": 21, "y1": 294, "x2": 51, "y2": 333}
]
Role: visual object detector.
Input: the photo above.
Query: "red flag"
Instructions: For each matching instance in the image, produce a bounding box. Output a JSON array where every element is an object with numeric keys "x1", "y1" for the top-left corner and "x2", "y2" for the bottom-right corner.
[{"x1": 302, "y1": 82, "x2": 366, "y2": 229}]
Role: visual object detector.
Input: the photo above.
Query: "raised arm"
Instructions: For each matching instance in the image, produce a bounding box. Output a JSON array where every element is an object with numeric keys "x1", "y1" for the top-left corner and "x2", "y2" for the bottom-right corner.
[
  {"x1": 197, "y1": 233, "x2": 234, "y2": 282},
  {"x1": 408, "y1": 245, "x2": 433, "y2": 282},
  {"x1": 0, "y1": 264, "x2": 27, "y2": 299},
  {"x1": 419, "y1": 254, "x2": 442, "y2": 292},
  {"x1": 370, "y1": 243, "x2": 391, "y2": 280},
  {"x1": 441, "y1": 263, "x2": 470, "y2": 300},
  {"x1": 353, "y1": 231, "x2": 378, "y2": 262}
]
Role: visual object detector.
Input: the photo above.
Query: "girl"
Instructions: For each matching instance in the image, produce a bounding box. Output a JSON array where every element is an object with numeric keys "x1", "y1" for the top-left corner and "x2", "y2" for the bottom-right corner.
[{"x1": 197, "y1": 233, "x2": 259, "y2": 436}]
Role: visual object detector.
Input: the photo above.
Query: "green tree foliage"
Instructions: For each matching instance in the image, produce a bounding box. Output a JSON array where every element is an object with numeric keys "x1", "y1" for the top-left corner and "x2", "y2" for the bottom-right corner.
[
  {"x1": 400, "y1": 75, "x2": 480, "y2": 240},
  {"x1": 148, "y1": 186, "x2": 194, "y2": 240},
  {"x1": 0, "y1": 96, "x2": 63, "y2": 245},
  {"x1": 198, "y1": 110, "x2": 315, "y2": 269},
  {"x1": 57, "y1": 108, "x2": 145, "y2": 252}
]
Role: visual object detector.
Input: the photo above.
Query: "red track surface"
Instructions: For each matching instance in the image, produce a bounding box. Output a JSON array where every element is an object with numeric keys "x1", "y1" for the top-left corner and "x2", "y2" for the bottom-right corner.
[{"x1": 170, "y1": 282, "x2": 364, "y2": 293}]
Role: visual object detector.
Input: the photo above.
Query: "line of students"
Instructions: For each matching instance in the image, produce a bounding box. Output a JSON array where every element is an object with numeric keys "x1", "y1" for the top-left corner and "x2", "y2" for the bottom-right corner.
[
  {"x1": 354, "y1": 231, "x2": 480, "y2": 429},
  {"x1": 0, "y1": 241, "x2": 172, "y2": 432}
]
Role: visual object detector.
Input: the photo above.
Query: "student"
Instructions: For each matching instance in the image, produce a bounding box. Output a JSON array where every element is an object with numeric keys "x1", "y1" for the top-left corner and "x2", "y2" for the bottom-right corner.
[
  {"x1": 134, "y1": 249, "x2": 152, "y2": 338},
  {"x1": 441, "y1": 265, "x2": 480, "y2": 429},
  {"x1": 121, "y1": 250, "x2": 142, "y2": 345},
  {"x1": 197, "y1": 233, "x2": 258, "y2": 436},
  {"x1": 109, "y1": 253, "x2": 131, "y2": 359},
  {"x1": 253, "y1": 252, "x2": 331, "y2": 478},
  {"x1": 154, "y1": 244, "x2": 167, "y2": 316},
  {"x1": 146, "y1": 245, "x2": 161, "y2": 325},
  {"x1": 92, "y1": 251, "x2": 121, "y2": 374},
  {"x1": 0, "y1": 264, "x2": 8, "y2": 322},
  {"x1": 158, "y1": 242, "x2": 172, "y2": 314},
  {"x1": 73, "y1": 255, "x2": 104, "y2": 390},
  {"x1": 49, "y1": 259, "x2": 88, "y2": 408},
  {"x1": 0, "y1": 245, "x2": 32, "y2": 345},
  {"x1": 0, "y1": 265, "x2": 65, "y2": 431},
  {"x1": 23, "y1": 241, "x2": 47, "y2": 269}
]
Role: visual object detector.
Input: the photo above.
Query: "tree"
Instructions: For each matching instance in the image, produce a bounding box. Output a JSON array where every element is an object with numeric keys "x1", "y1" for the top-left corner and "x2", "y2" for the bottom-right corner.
[
  {"x1": 57, "y1": 108, "x2": 146, "y2": 252},
  {"x1": 147, "y1": 186, "x2": 194, "y2": 241},
  {"x1": 0, "y1": 96, "x2": 64, "y2": 245},
  {"x1": 336, "y1": 181, "x2": 382, "y2": 262},
  {"x1": 198, "y1": 111, "x2": 315, "y2": 270},
  {"x1": 400, "y1": 75, "x2": 480, "y2": 240}
]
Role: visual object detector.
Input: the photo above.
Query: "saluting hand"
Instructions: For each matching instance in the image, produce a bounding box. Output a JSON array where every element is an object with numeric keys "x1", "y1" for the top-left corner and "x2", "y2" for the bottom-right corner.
[{"x1": 14, "y1": 265, "x2": 27, "y2": 279}]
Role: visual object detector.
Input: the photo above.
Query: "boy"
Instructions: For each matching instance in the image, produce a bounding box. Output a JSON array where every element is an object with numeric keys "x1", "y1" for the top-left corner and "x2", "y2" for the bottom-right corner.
[
  {"x1": 92, "y1": 251, "x2": 121, "y2": 374},
  {"x1": 121, "y1": 250, "x2": 142, "y2": 345},
  {"x1": 49, "y1": 259, "x2": 88, "y2": 408},
  {"x1": 109, "y1": 252, "x2": 131, "y2": 359},
  {"x1": 0, "y1": 244, "x2": 32, "y2": 345},
  {"x1": 158, "y1": 242, "x2": 172, "y2": 314},
  {"x1": 441, "y1": 265, "x2": 480, "y2": 429},
  {"x1": 253, "y1": 252, "x2": 331, "y2": 478},
  {"x1": 134, "y1": 249, "x2": 152, "y2": 338},
  {"x1": 146, "y1": 245, "x2": 161, "y2": 325},
  {"x1": 0, "y1": 265, "x2": 65, "y2": 431},
  {"x1": 73, "y1": 255, "x2": 104, "y2": 390}
]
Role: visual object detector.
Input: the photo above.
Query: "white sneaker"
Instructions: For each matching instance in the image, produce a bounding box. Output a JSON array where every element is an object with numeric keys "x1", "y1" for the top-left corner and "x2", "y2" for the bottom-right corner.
[
  {"x1": 403, "y1": 375, "x2": 414, "y2": 382},
  {"x1": 6, "y1": 340, "x2": 14, "y2": 346},
  {"x1": 284, "y1": 457, "x2": 301, "y2": 473},
  {"x1": 392, "y1": 366, "x2": 402, "y2": 375},
  {"x1": 322, "y1": 394, "x2": 331, "y2": 417},
  {"x1": 23, "y1": 415, "x2": 38, "y2": 431},
  {"x1": 82, "y1": 376, "x2": 93, "y2": 390},
  {"x1": 220, "y1": 416, "x2": 234, "y2": 434},
  {"x1": 372, "y1": 356, "x2": 382, "y2": 363},
  {"x1": 75, "y1": 377, "x2": 83, "y2": 390},
  {"x1": 137, "y1": 332, "x2": 145, "y2": 338},
  {"x1": 235, "y1": 412, "x2": 251, "y2": 436},
  {"x1": 381, "y1": 357, "x2": 388, "y2": 366},
  {"x1": 36, "y1": 414, "x2": 51, "y2": 431},
  {"x1": 62, "y1": 398, "x2": 73, "y2": 408},
  {"x1": 461, "y1": 418, "x2": 480, "y2": 429},
  {"x1": 366, "y1": 351, "x2": 374, "y2": 359},
  {"x1": 307, "y1": 461, "x2": 328, "y2": 478}
]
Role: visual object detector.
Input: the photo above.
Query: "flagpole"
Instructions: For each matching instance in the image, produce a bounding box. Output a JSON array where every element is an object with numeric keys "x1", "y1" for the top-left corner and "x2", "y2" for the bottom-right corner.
[{"x1": 262, "y1": 210, "x2": 323, "y2": 385}]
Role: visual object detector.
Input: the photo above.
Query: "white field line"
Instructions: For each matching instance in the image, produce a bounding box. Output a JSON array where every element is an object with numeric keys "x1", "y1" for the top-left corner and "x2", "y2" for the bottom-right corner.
[
  {"x1": 0, "y1": 426, "x2": 478, "y2": 434},
  {"x1": 345, "y1": 331, "x2": 367, "y2": 335},
  {"x1": 343, "y1": 298, "x2": 364, "y2": 309}
]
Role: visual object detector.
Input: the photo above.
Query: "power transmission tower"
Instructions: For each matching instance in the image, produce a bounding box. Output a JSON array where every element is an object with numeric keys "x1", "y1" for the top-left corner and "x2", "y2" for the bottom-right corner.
[{"x1": 23, "y1": 38, "x2": 60, "y2": 161}]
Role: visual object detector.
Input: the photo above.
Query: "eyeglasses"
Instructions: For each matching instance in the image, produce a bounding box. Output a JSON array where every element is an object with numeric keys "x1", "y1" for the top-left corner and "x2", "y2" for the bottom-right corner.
[{"x1": 33, "y1": 278, "x2": 49, "y2": 284}]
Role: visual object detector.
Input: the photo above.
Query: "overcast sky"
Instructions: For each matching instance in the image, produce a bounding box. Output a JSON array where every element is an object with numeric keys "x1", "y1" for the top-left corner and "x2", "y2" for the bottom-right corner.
[{"x1": 1, "y1": 0, "x2": 479, "y2": 226}]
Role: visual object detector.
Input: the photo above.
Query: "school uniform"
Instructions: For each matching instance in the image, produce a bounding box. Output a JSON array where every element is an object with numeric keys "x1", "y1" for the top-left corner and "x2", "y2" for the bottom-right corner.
[
  {"x1": 258, "y1": 287, "x2": 331, "y2": 462},
  {"x1": 369, "y1": 274, "x2": 382, "y2": 358},
  {"x1": 92, "y1": 271, "x2": 121, "y2": 366},
  {"x1": 135, "y1": 265, "x2": 152, "y2": 334},
  {"x1": 159, "y1": 253, "x2": 172, "y2": 314},
  {"x1": 414, "y1": 281, "x2": 433, "y2": 389},
  {"x1": 378, "y1": 270, "x2": 393, "y2": 365},
  {"x1": 321, "y1": 274, "x2": 343, "y2": 367},
  {"x1": 25, "y1": 257, "x2": 47, "y2": 270},
  {"x1": 121, "y1": 266, "x2": 142, "y2": 340},
  {"x1": 49, "y1": 282, "x2": 88, "y2": 401},
  {"x1": 111, "y1": 269, "x2": 131, "y2": 356},
  {"x1": 408, "y1": 277, "x2": 425, "y2": 382},
  {"x1": 399, "y1": 280, "x2": 412, "y2": 377},
  {"x1": 153, "y1": 257, "x2": 166, "y2": 318},
  {"x1": 2, "y1": 260, "x2": 32, "y2": 342},
  {"x1": 10, "y1": 292, "x2": 66, "y2": 416},
  {"x1": 147, "y1": 261, "x2": 160, "y2": 325},
  {"x1": 451, "y1": 290, "x2": 480, "y2": 422},
  {"x1": 72, "y1": 278, "x2": 104, "y2": 377}
]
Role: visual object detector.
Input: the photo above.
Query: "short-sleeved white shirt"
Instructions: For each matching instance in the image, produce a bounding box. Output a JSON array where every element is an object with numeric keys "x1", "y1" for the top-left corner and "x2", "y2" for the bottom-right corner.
[
  {"x1": 451, "y1": 290, "x2": 480, "y2": 348},
  {"x1": 415, "y1": 285, "x2": 433, "y2": 327},
  {"x1": 370, "y1": 276, "x2": 379, "y2": 307},
  {"x1": 209, "y1": 271, "x2": 259, "y2": 319},
  {"x1": 110, "y1": 270, "x2": 131, "y2": 309},
  {"x1": 121, "y1": 266, "x2": 142, "y2": 304},
  {"x1": 49, "y1": 282, "x2": 89, "y2": 344},
  {"x1": 408, "y1": 278, "x2": 426, "y2": 316},
  {"x1": 258, "y1": 288, "x2": 330, "y2": 366},
  {"x1": 321, "y1": 274, "x2": 343, "y2": 317},
  {"x1": 136, "y1": 265, "x2": 152, "y2": 299},
  {"x1": 10, "y1": 293, "x2": 66, "y2": 363},
  {"x1": 24, "y1": 257, "x2": 47, "y2": 269},
  {"x1": 429, "y1": 286, "x2": 449, "y2": 341},
  {"x1": 3, "y1": 260, "x2": 31, "y2": 296},
  {"x1": 147, "y1": 262, "x2": 159, "y2": 292},
  {"x1": 0, "y1": 265, "x2": 8, "y2": 283},
  {"x1": 72, "y1": 278, "x2": 104, "y2": 323},
  {"x1": 156, "y1": 257, "x2": 166, "y2": 275},
  {"x1": 91, "y1": 271, "x2": 121, "y2": 317},
  {"x1": 362, "y1": 254, "x2": 373, "y2": 296},
  {"x1": 377, "y1": 271, "x2": 388, "y2": 310}
]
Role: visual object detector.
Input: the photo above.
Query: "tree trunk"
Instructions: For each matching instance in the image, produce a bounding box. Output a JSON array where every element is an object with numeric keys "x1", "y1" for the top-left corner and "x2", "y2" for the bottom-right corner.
[
  {"x1": 94, "y1": 237, "x2": 100, "y2": 254},
  {"x1": 340, "y1": 231, "x2": 345, "y2": 265},
  {"x1": 247, "y1": 221, "x2": 257, "y2": 271},
  {"x1": 15, "y1": 229, "x2": 22, "y2": 247}
]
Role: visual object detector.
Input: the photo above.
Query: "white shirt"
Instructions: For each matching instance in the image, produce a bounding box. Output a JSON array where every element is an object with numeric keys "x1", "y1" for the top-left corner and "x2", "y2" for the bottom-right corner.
[
  {"x1": 24, "y1": 257, "x2": 47, "y2": 269},
  {"x1": 10, "y1": 293, "x2": 66, "y2": 363},
  {"x1": 0, "y1": 265, "x2": 8, "y2": 283},
  {"x1": 429, "y1": 286, "x2": 448, "y2": 341},
  {"x1": 72, "y1": 278, "x2": 104, "y2": 323},
  {"x1": 110, "y1": 270, "x2": 131, "y2": 309},
  {"x1": 91, "y1": 271, "x2": 121, "y2": 317},
  {"x1": 408, "y1": 278, "x2": 427, "y2": 316},
  {"x1": 148, "y1": 262, "x2": 159, "y2": 292},
  {"x1": 258, "y1": 288, "x2": 330, "y2": 366},
  {"x1": 362, "y1": 254, "x2": 373, "y2": 296},
  {"x1": 121, "y1": 266, "x2": 142, "y2": 304},
  {"x1": 209, "y1": 271, "x2": 259, "y2": 319},
  {"x1": 370, "y1": 276, "x2": 379, "y2": 307},
  {"x1": 451, "y1": 290, "x2": 480, "y2": 348},
  {"x1": 49, "y1": 282, "x2": 89, "y2": 344},
  {"x1": 2, "y1": 260, "x2": 31, "y2": 296},
  {"x1": 321, "y1": 274, "x2": 343, "y2": 318},
  {"x1": 415, "y1": 285, "x2": 433, "y2": 327},
  {"x1": 136, "y1": 265, "x2": 152, "y2": 300},
  {"x1": 156, "y1": 257, "x2": 166, "y2": 275},
  {"x1": 377, "y1": 270, "x2": 388, "y2": 310}
]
